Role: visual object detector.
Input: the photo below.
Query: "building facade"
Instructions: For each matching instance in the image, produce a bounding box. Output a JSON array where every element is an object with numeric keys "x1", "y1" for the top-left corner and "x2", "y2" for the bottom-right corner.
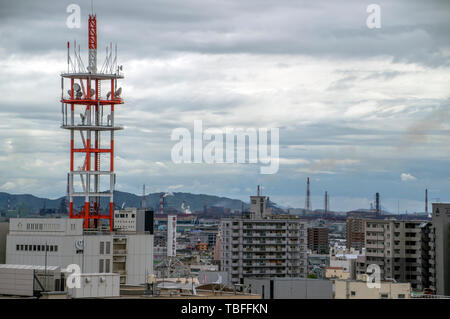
[
  {"x1": 346, "y1": 218, "x2": 365, "y2": 250},
  {"x1": 334, "y1": 279, "x2": 411, "y2": 299},
  {"x1": 220, "y1": 190, "x2": 307, "y2": 285},
  {"x1": 307, "y1": 227, "x2": 329, "y2": 254},
  {"x1": 431, "y1": 203, "x2": 450, "y2": 295},
  {"x1": 6, "y1": 218, "x2": 153, "y2": 285},
  {"x1": 363, "y1": 219, "x2": 429, "y2": 291},
  {"x1": 244, "y1": 277, "x2": 332, "y2": 299}
]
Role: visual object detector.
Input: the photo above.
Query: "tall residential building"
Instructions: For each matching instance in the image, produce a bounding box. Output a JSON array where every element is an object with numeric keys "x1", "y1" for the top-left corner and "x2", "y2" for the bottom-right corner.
[
  {"x1": 220, "y1": 190, "x2": 307, "y2": 285},
  {"x1": 307, "y1": 227, "x2": 329, "y2": 254},
  {"x1": 431, "y1": 203, "x2": 450, "y2": 295},
  {"x1": 346, "y1": 218, "x2": 365, "y2": 251},
  {"x1": 363, "y1": 219, "x2": 429, "y2": 291}
]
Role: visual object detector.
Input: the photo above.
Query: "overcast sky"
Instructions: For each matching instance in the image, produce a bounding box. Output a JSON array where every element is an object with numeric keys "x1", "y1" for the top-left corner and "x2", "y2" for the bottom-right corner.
[{"x1": 0, "y1": 0, "x2": 449, "y2": 212}]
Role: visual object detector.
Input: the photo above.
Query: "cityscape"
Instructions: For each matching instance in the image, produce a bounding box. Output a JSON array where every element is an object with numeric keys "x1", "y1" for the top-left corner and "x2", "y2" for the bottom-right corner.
[{"x1": 0, "y1": 0, "x2": 449, "y2": 307}]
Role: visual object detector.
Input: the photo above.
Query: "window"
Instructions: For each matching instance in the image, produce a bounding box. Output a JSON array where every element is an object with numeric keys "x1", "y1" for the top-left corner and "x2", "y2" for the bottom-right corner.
[
  {"x1": 100, "y1": 242, "x2": 105, "y2": 254},
  {"x1": 16, "y1": 245, "x2": 19, "y2": 251},
  {"x1": 106, "y1": 242, "x2": 111, "y2": 254},
  {"x1": 398, "y1": 294, "x2": 405, "y2": 299},
  {"x1": 105, "y1": 259, "x2": 110, "y2": 273},
  {"x1": 380, "y1": 293, "x2": 389, "y2": 299},
  {"x1": 351, "y1": 291, "x2": 356, "y2": 296},
  {"x1": 99, "y1": 259, "x2": 104, "y2": 273}
]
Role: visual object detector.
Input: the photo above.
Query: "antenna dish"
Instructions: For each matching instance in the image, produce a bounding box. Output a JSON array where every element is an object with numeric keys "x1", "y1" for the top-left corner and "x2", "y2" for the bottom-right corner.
[
  {"x1": 106, "y1": 91, "x2": 111, "y2": 99},
  {"x1": 90, "y1": 88, "x2": 95, "y2": 98},
  {"x1": 115, "y1": 87, "x2": 122, "y2": 97},
  {"x1": 73, "y1": 83, "x2": 81, "y2": 92}
]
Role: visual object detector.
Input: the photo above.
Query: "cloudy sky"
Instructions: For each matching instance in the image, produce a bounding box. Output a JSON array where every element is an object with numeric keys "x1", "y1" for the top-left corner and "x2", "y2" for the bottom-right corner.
[{"x1": 0, "y1": 0, "x2": 449, "y2": 212}]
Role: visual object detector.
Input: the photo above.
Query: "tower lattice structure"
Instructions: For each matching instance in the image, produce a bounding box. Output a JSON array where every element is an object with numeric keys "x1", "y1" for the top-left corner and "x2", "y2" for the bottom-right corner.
[{"x1": 61, "y1": 14, "x2": 124, "y2": 231}]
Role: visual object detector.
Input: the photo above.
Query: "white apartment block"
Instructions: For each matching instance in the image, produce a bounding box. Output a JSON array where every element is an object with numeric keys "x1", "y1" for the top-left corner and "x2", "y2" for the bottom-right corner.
[
  {"x1": 221, "y1": 216, "x2": 308, "y2": 285},
  {"x1": 220, "y1": 191, "x2": 307, "y2": 285},
  {"x1": 6, "y1": 218, "x2": 153, "y2": 285}
]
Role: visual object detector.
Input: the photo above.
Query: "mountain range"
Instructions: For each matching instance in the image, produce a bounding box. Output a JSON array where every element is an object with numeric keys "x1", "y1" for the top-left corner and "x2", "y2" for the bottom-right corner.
[{"x1": 0, "y1": 191, "x2": 250, "y2": 214}]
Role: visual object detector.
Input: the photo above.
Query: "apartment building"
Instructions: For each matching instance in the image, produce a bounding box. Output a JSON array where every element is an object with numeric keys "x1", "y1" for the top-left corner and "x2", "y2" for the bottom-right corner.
[
  {"x1": 220, "y1": 189, "x2": 307, "y2": 285},
  {"x1": 307, "y1": 227, "x2": 329, "y2": 254},
  {"x1": 346, "y1": 218, "x2": 365, "y2": 250},
  {"x1": 363, "y1": 219, "x2": 427, "y2": 291},
  {"x1": 431, "y1": 203, "x2": 450, "y2": 296}
]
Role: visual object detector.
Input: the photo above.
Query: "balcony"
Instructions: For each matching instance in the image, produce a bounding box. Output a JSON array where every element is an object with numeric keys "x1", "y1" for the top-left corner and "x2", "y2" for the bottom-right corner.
[{"x1": 113, "y1": 249, "x2": 127, "y2": 256}]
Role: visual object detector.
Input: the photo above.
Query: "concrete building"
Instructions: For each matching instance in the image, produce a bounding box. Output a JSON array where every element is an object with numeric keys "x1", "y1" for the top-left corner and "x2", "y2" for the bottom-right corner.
[
  {"x1": 335, "y1": 279, "x2": 411, "y2": 299},
  {"x1": 5, "y1": 218, "x2": 153, "y2": 285},
  {"x1": 113, "y1": 208, "x2": 154, "y2": 233},
  {"x1": 244, "y1": 277, "x2": 332, "y2": 299},
  {"x1": 362, "y1": 219, "x2": 428, "y2": 291},
  {"x1": 346, "y1": 218, "x2": 365, "y2": 250},
  {"x1": 431, "y1": 203, "x2": 450, "y2": 296},
  {"x1": 220, "y1": 190, "x2": 307, "y2": 285},
  {"x1": 0, "y1": 221, "x2": 8, "y2": 263},
  {"x1": 325, "y1": 267, "x2": 351, "y2": 280},
  {"x1": 307, "y1": 227, "x2": 329, "y2": 254},
  {"x1": 329, "y1": 244, "x2": 364, "y2": 280}
]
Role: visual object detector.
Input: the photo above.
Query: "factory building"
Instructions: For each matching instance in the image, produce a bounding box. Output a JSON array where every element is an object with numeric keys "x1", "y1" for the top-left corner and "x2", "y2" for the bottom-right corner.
[
  {"x1": 220, "y1": 188, "x2": 307, "y2": 285},
  {"x1": 5, "y1": 218, "x2": 153, "y2": 285}
]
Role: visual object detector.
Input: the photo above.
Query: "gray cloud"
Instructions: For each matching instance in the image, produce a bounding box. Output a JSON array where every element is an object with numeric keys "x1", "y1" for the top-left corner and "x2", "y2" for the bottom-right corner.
[{"x1": 0, "y1": 0, "x2": 449, "y2": 212}]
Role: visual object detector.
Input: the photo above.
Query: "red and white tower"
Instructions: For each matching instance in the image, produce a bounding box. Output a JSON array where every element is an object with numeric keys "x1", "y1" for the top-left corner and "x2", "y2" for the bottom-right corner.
[{"x1": 61, "y1": 14, "x2": 124, "y2": 231}]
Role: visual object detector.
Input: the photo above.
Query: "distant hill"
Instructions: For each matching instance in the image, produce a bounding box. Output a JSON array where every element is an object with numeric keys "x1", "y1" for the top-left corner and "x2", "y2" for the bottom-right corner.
[{"x1": 0, "y1": 191, "x2": 249, "y2": 214}]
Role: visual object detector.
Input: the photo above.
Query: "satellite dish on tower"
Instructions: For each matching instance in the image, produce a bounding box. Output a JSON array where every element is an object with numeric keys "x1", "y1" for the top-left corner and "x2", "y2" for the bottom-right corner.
[
  {"x1": 115, "y1": 87, "x2": 122, "y2": 97},
  {"x1": 73, "y1": 83, "x2": 81, "y2": 92}
]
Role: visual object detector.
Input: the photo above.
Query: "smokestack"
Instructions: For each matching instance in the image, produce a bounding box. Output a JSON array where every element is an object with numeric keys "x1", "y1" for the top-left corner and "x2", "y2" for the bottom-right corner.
[
  {"x1": 159, "y1": 194, "x2": 164, "y2": 214},
  {"x1": 257, "y1": 185, "x2": 260, "y2": 196},
  {"x1": 324, "y1": 191, "x2": 328, "y2": 214},
  {"x1": 375, "y1": 192, "x2": 380, "y2": 215},
  {"x1": 305, "y1": 177, "x2": 311, "y2": 211},
  {"x1": 425, "y1": 189, "x2": 428, "y2": 215},
  {"x1": 142, "y1": 184, "x2": 146, "y2": 209}
]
